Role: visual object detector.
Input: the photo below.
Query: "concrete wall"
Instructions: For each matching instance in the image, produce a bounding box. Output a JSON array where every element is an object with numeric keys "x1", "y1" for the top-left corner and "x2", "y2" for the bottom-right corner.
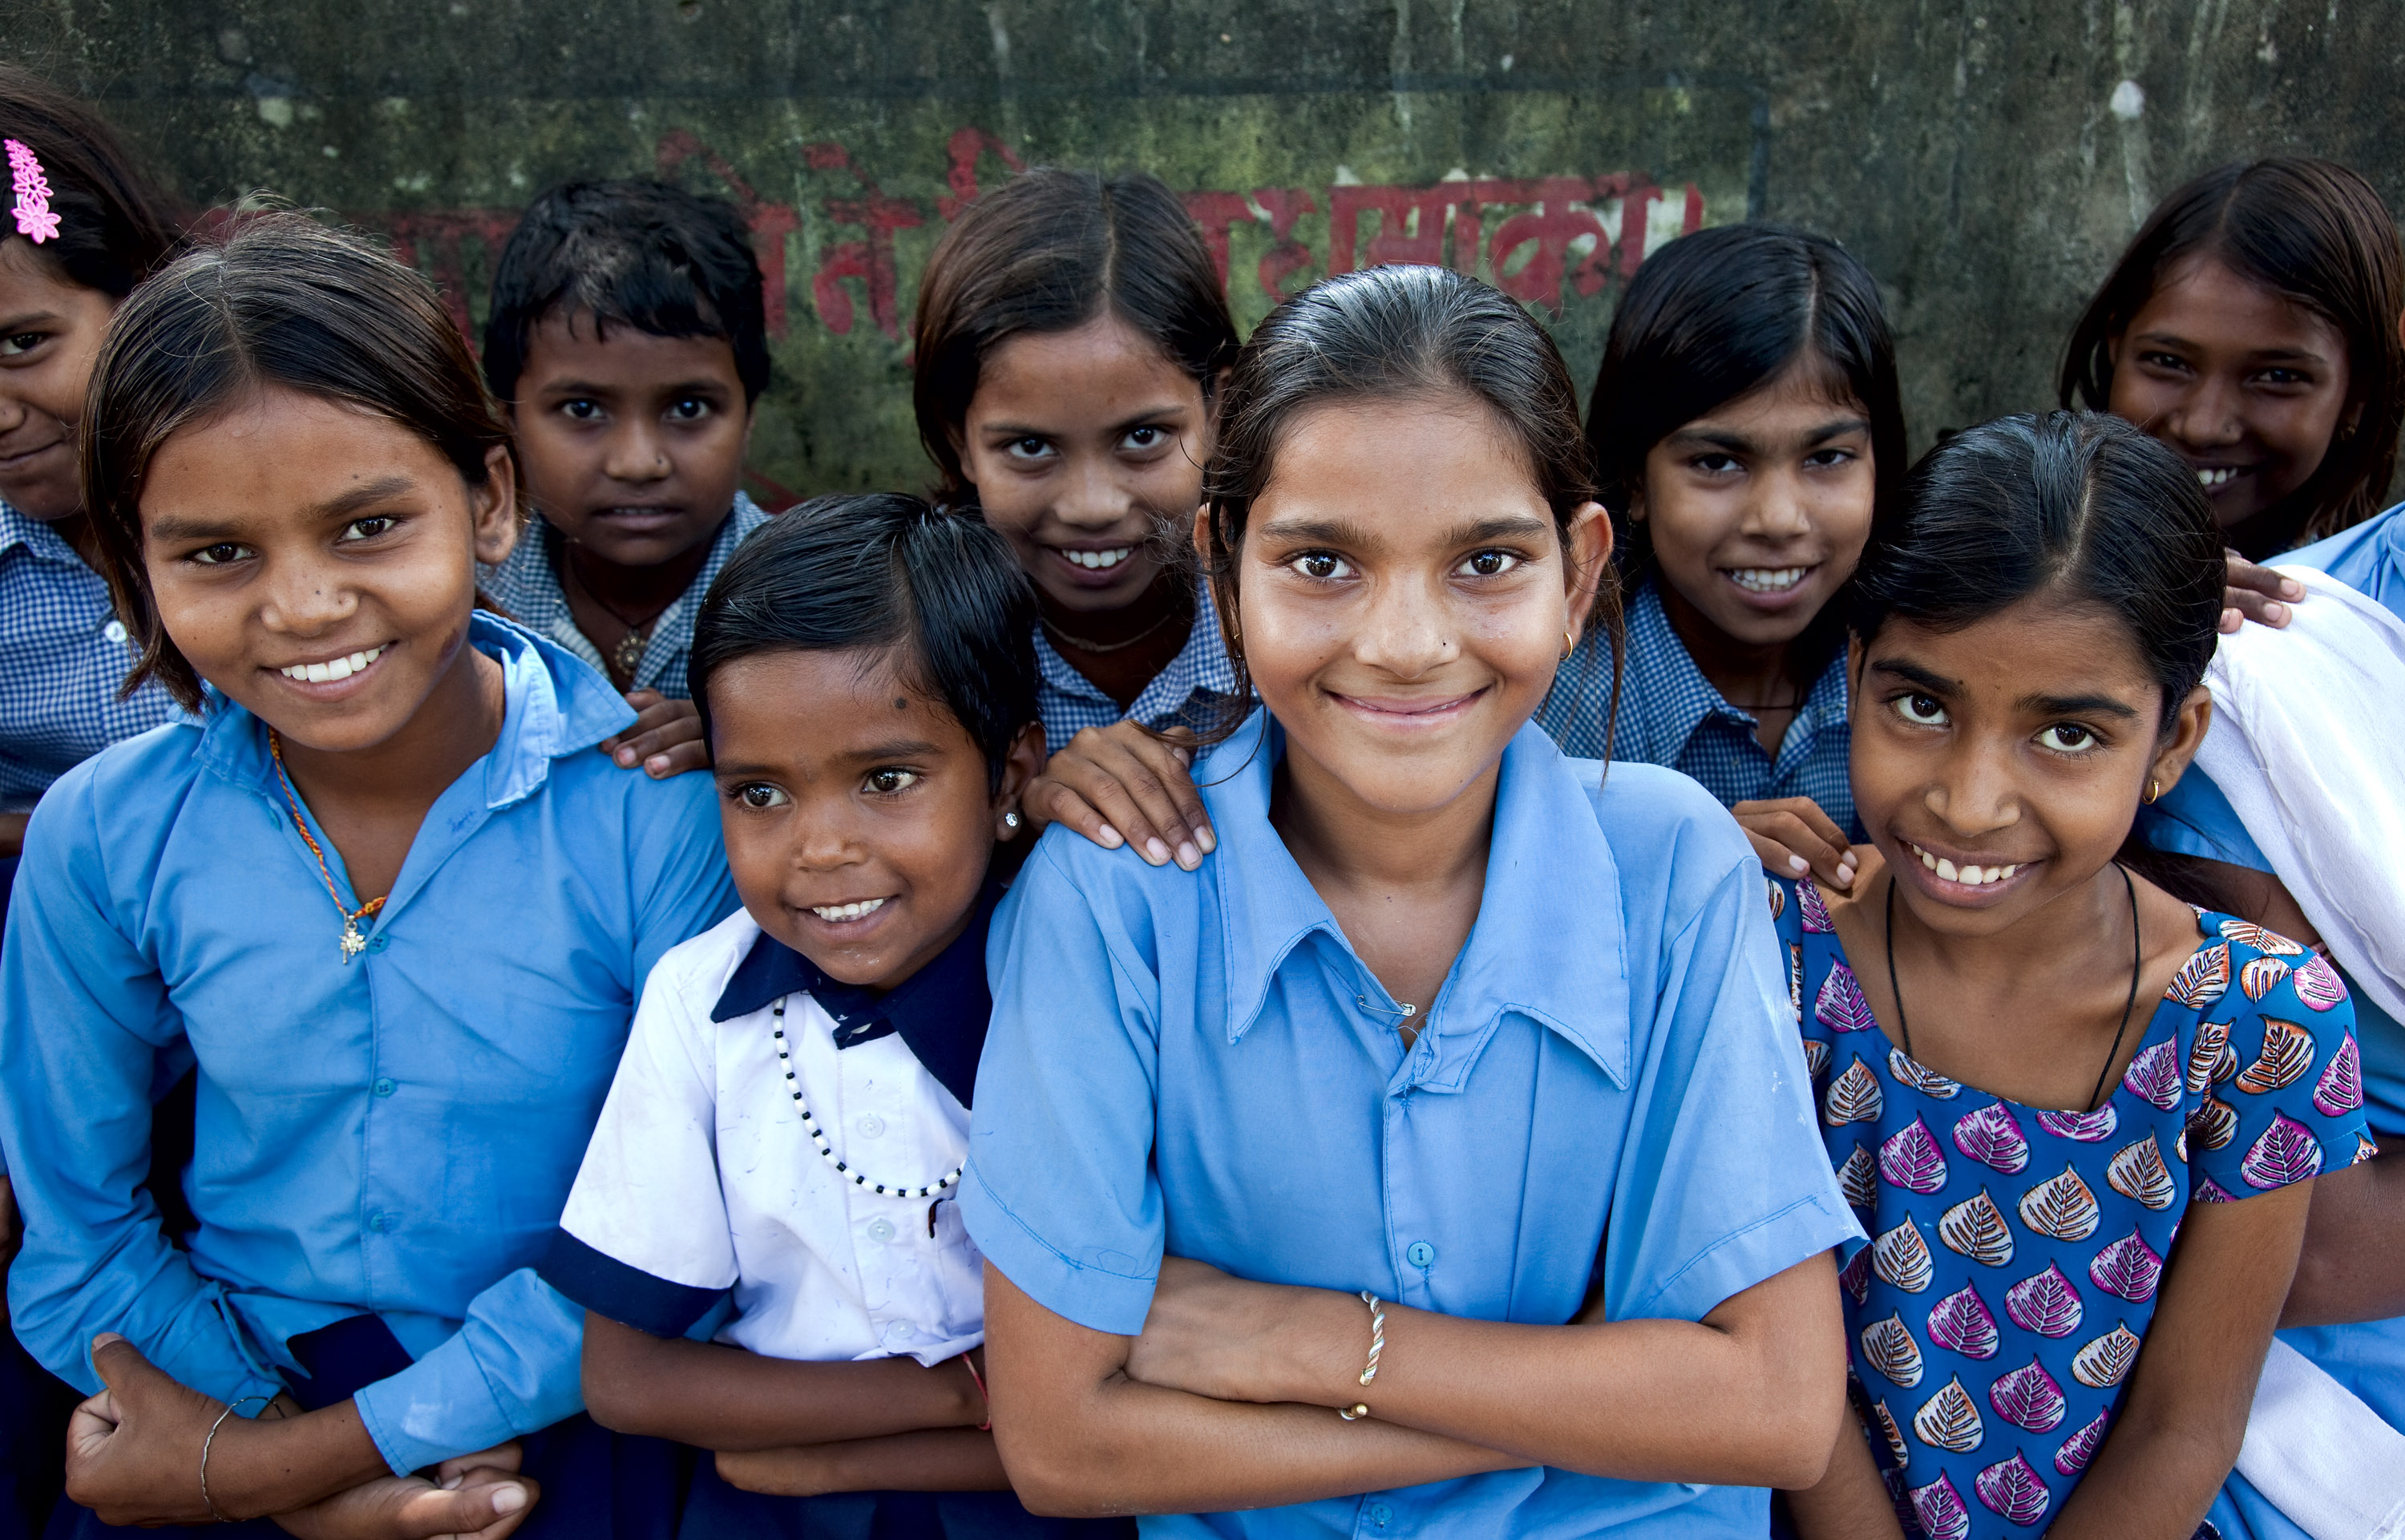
[{"x1": 7, "y1": 0, "x2": 2400, "y2": 502}]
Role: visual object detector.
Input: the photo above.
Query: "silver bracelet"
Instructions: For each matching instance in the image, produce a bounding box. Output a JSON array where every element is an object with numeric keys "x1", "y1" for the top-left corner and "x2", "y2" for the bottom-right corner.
[
  {"x1": 200, "y1": 1395, "x2": 271, "y2": 1523},
  {"x1": 1337, "y1": 1291, "x2": 1387, "y2": 1421}
]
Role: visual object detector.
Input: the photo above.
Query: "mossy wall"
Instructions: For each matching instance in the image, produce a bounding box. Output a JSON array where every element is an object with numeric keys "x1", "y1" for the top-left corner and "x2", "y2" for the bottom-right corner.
[{"x1": 8, "y1": 0, "x2": 2398, "y2": 501}]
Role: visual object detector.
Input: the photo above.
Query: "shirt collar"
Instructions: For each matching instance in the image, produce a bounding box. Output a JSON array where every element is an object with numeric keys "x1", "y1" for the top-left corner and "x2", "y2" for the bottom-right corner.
[
  {"x1": 1622, "y1": 580, "x2": 1849, "y2": 755},
  {"x1": 1199, "y1": 709, "x2": 1633, "y2": 1088},
  {"x1": 194, "y1": 611, "x2": 638, "y2": 810},
  {"x1": 0, "y1": 500, "x2": 77, "y2": 563},
  {"x1": 710, "y1": 883, "x2": 1000, "y2": 1110},
  {"x1": 1034, "y1": 584, "x2": 1244, "y2": 732}
]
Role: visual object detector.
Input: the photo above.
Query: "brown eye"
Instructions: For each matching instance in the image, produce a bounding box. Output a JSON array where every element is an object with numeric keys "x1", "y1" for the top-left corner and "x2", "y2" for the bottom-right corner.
[
  {"x1": 1459, "y1": 549, "x2": 1518, "y2": 577},
  {"x1": 735, "y1": 783, "x2": 788, "y2": 809},
  {"x1": 865, "y1": 768, "x2": 921, "y2": 794}
]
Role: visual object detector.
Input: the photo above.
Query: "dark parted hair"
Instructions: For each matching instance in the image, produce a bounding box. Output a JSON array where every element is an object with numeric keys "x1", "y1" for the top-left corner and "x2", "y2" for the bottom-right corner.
[
  {"x1": 2060, "y1": 158, "x2": 2405, "y2": 544},
  {"x1": 912, "y1": 168, "x2": 1239, "y2": 503},
  {"x1": 689, "y1": 494, "x2": 1040, "y2": 791},
  {"x1": 0, "y1": 63, "x2": 184, "y2": 298},
  {"x1": 1589, "y1": 222, "x2": 1907, "y2": 681},
  {"x1": 482, "y1": 179, "x2": 770, "y2": 406},
  {"x1": 1849, "y1": 410, "x2": 2224, "y2": 734},
  {"x1": 1197, "y1": 265, "x2": 1615, "y2": 745},
  {"x1": 82, "y1": 213, "x2": 514, "y2": 711}
]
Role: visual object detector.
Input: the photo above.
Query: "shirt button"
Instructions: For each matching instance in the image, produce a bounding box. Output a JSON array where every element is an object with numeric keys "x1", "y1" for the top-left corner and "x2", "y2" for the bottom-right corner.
[
  {"x1": 865, "y1": 1216, "x2": 897, "y2": 1244},
  {"x1": 102, "y1": 620, "x2": 128, "y2": 644},
  {"x1": 883, "y1": 1320, "x2": 916, "y2": 1344},
  {"x1": 366, "y1": 1211, "x2": 391, "y2": 1233},
  {"x1": 1366, "y1": 1502, "x2": 1392, "y2": 1527},
  {"x1": 856, "y1": 1114, "x2": 885, "y2": 1138},
  {"x1": 371, "y1": 1077, "x2": 395, "y2": 1097},
  {"x1": 1406, "y1": 1241, "x2": 1436, "y2": 1269}
]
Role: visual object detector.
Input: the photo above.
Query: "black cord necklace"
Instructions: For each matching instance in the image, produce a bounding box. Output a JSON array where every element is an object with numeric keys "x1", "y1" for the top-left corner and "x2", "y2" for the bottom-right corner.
[
  {"x1": 1886, "y1": 863, "x2": 2141, "y2": 1114},
  {"x1": 562, "y1": 545, "x2": 678, "y2": 679}
]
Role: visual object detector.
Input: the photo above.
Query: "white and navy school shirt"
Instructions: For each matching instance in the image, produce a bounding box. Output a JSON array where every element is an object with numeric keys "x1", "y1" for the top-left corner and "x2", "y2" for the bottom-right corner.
[{"x1": 540, "y1": 888, "x2": 999, "y2": 1365}]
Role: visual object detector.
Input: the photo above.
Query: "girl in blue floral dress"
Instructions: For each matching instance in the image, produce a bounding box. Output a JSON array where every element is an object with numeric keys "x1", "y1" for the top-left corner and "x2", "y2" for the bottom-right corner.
[{"x1": 1778, "y1": 412, "x2": 2374, "y2": 1540}]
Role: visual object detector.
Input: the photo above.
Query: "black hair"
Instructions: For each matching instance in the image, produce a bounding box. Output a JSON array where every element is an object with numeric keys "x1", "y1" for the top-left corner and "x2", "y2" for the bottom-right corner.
[
  {"x1": 1850, "y1": 410, "x2": 2229, "y2": 906},
  {"x1": 482, "y1": 179, "x2": 770, "y2": 406},
  {"x1": 689, "y1": 494, "x2": 1040, "y2": 791},
  {"x1": 1848, "y1": 412, "x2": 2222, "y2": 731},
  {"x1": 83, "y1": 213, "x2": 513, "y2": 711},
  {"x1": 0, "y1": 63, "x2": 184, "y2": 298},
  {"x1": 1588, "y1": 222, "x2": 1907, "y2": 684},
  {"x1": 1198, "y1": 265, "x2": 1613, "y2": 745},
  {"x1": 913, "y1": 168, "x2": 1239, "y2": 503},
  {"x1": 2061, "y1": 157, "x2": 2405, "y2": 547}
]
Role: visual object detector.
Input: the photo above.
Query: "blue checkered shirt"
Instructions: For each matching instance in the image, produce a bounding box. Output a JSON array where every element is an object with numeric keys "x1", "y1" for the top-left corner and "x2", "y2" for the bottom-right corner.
[
  {"x1": 1035, "y1": 584, "x2": 1244, "y2": 751},
  {"x1": 0, "y1": 502, "x2": 179, "y2": 812},
  {"x1": 1538, "y1": 579, "x2": 1857, "y2": 835},
  {"x1": 476, "y1": 495, "x2": 772, "y2": 699}
]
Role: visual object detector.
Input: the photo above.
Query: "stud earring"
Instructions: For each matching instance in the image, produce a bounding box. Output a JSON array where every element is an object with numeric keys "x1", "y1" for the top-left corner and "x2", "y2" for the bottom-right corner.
[{"x1": 1002, "y1": 810, "x2": 1022, "y2": 831}]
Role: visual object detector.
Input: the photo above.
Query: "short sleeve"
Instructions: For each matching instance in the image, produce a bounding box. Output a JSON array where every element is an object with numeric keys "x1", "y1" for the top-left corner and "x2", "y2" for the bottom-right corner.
[
  {"x1": 2140, "y1": 768, "x2": 2272, "y2": 872},
  {"x1": 1603, "y1": 859, "x2": 1864, "y2": 1324},
  {"x1": 540, "y1": 956, "x2": 735, "y2": 1337},
  {"x1": 2187, "y1": 939, "x2": 2375, "y2": 1201},
  {"x1": 959, "y1": 839, "x2": 1166, "y2": 1336}
]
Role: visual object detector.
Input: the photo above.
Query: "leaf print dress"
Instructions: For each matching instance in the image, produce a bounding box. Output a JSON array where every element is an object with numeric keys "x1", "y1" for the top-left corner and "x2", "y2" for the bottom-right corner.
[{"x1": 1772, "y1": 877, "x2": 2376, "y2": 1538}]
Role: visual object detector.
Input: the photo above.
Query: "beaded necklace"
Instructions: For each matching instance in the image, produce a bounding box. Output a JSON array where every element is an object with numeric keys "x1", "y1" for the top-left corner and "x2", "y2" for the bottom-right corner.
[
  {"x1": 772, "y1": 996, "x2": 962, "y2": 1198},
  {"x1": 268, "y1": 730, "x2": 386, "y2": 964}
]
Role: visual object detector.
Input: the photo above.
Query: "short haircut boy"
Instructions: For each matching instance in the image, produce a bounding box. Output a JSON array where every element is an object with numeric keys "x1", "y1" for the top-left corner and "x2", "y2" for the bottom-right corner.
[
  {"x1": 481, "y1": 179, "x2": 771, "y2": 406},
  {"x1": 689, "y1": 493, "x2": 1041, "y2": 784}
]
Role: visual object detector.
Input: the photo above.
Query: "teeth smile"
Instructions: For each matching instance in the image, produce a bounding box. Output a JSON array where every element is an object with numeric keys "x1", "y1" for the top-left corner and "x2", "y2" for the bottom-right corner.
[
  {"x1": 2197, "y1": 467, "x2": 2237, "y2": 489},
  {"x1": 1728, "y1": 567, "x2": 1809, "y2": 592},
  {"x1": 810, "y1": 898, "x2": 887, "y2": 922},
  {"x1": 1907, "y1": 841, "x2": 2019, "y2": 887},
  {"x1": 279, "y1": 645, "x2": 385, "y2": 683},
  {"x1": 1062, "y1": 547, "x2": 1134, "y2": 570}
]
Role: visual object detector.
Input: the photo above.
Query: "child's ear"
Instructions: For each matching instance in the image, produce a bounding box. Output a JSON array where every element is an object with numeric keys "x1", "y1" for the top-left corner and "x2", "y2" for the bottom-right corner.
[
  {"x1": 2147, "y1": 685, "x2": 2215, "y2": 803},
  {"x1": 1562, "y1": 501, "x2": 1613, "y2": 640},
  {"x1": 470, "y1": 445, "x2": 520, "y2": 568},
  {"x1": 992, "y1": 721, "x2": 1048, "y2": 839}
]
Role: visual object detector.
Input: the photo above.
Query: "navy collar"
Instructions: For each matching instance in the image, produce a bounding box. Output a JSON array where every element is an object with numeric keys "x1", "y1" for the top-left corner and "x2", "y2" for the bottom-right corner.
[{"x1": 711, "y1": 883, "x2": 1001, "y2": 1109}]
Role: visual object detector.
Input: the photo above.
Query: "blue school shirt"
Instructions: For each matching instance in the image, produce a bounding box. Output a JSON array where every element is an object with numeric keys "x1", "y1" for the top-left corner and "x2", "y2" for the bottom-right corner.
[
  {"x1": 475, "y1": 493, "x2": 772, "y2": 697},
  {"x1": 0, "y1": 612, "x2": 736, "y2": 1476},
  {"x1": 1033, "y1": 585, "x2": 1243, "y2": 751},
  {"x1": 0, "y1": 499, "x2": 178, "y2": 811},
  {"x1": 1540, "y1": 580, "x2": 1858, "y2": 837},
  {"x1": 960, "y1": 710, "x2": 1861, "y2": 1538}
]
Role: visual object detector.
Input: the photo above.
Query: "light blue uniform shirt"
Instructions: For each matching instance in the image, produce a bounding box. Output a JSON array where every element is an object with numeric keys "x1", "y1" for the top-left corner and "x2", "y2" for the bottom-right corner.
[
  {"x1": 962, "y1": 711, "x2": 1860, "y2": 1538},
  {"x1": 0, "y1": 613, "x2": 735, "y2": 1475},
  {"x1": 2152, "y1": 505, "x2": 2405, "y2": 1540}
]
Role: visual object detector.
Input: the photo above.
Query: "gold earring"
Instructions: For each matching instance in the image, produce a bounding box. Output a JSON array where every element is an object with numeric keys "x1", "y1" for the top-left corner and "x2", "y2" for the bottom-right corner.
[
  {"x1": 2145, "y1": 778, "x2": 2162, "y2": 804},
  {"x1": 1561, "y1": 628, "x2": 1577, "y2": 659}
]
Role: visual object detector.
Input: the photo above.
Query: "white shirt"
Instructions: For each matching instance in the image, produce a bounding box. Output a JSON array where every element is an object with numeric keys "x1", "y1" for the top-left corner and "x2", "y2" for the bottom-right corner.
[{"x1": 554, "y1": 907, "x2": 987, "y2": 1364}]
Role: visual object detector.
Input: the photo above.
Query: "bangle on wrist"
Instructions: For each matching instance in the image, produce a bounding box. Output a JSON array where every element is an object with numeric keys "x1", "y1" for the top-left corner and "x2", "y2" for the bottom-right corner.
[
  {"x1": 200, "y1": 1394, "x2": 272, "y2": 1522},
  {"x1": 1336, "y1": 1291, "x2": 1385, "y2": 1421}
]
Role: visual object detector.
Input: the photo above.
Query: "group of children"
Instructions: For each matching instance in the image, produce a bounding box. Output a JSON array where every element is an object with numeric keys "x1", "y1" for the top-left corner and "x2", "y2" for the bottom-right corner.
[{"x1": 1, "y1": 57, "x2": 2399, "y2": 1540}]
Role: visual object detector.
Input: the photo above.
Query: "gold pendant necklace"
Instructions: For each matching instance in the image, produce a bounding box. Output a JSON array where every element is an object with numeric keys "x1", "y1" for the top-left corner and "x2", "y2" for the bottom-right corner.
[{"x1": 269, "y1": 730, "x2": 387, "y2": 964}]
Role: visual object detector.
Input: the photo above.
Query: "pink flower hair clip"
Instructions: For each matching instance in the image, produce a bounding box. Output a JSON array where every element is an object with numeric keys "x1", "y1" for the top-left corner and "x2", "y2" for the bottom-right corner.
[{"x1": 7, "y1": 139, "x2": 61, "y2": 245}]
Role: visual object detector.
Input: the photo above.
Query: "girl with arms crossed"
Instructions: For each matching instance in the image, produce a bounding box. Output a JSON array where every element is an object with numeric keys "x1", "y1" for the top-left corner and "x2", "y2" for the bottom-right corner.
[
  {"x1": 0, "y1": 216, "x2": 734, "y2": 1538},
  {"x1": 963, "y1": 265, "x2": 1861, "y2": 1536}
]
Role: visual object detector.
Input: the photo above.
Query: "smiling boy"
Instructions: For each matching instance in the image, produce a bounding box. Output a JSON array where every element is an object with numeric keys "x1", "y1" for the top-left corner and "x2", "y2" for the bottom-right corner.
[{"x1": 479, "y1": 180, "x2": 775, "y2": 778}]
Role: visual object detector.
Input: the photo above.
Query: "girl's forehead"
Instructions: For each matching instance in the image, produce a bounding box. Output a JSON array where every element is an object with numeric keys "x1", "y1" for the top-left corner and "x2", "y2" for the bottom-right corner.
[
  {"x1": 1869, "y1": 597, "x2": 2157, "y2": 688},
  {"x1": 1255, "y1": 394, "x2": 1550, "y2": 526}
]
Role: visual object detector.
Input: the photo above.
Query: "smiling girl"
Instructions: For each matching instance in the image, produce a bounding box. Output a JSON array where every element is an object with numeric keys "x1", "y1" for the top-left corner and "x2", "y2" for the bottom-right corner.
[
  {"x1": 960, "y1": 265, "x2": 1860, "y2": 1538},
  {"x1": 1547, "y1": 222, "x2": 1906, "y2": 895},
  {"x1": 912, "y1": 168, "x2": 1243, "y2": 872},
  {"x1": 0, "y1": 216, "x2": 734, "y2": 1538},
  {"x1": 1777, "y1": 412, "x2": 2371, "y2": 1540}
]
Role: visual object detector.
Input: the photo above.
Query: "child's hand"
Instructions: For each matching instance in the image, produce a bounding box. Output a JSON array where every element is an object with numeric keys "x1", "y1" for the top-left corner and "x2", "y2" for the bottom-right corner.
[
  {"x1": 2221, "y1": 550, "x2": 2306, "y2": 633},
  {"x1": 715, "y1": 1445, "x2": 847, "y2": 1498},
  {"x1": 63, "y1": 1333, "x2": 232, "y2": 1526},
  {"x1": 1733, "y1": 798, "x2": 1857, "y2": 891},
  {"x1": 1024, "y1": 722, "x2": 1215, "y2": 870},
  {"x1": 601, "y1": 691, "x2": 709, "y2": 778},
  {"x1": 270, "y1": 1451, "x2": 536, "y2": 1540}
]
